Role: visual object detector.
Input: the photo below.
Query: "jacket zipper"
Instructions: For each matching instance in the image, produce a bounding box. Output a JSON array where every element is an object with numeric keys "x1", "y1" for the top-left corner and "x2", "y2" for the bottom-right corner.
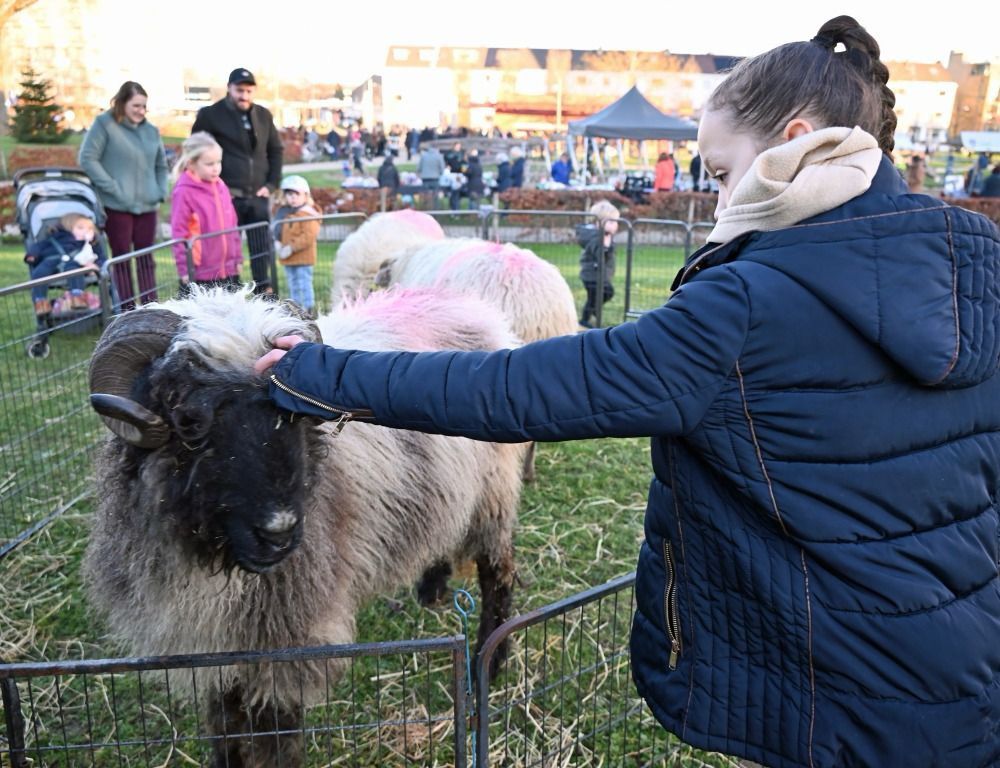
[
  {"x1": 270, "y1": 375, "x2": 374, "y2": 434},
  {"x1": 663, "y1": 539, "x2": 682, "y2": 669}
]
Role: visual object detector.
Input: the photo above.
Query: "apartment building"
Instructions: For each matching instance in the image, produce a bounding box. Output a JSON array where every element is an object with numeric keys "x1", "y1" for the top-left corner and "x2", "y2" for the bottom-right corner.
[
  {"x1": 887, "y1": 60, "x2": 959, "y2": 149},
  {"x1": 948, "y1": 52, "x2": 1000, "y2": 136},
  {"x1": 380, "y1": 46, "x2": 739, "y2": 134}
]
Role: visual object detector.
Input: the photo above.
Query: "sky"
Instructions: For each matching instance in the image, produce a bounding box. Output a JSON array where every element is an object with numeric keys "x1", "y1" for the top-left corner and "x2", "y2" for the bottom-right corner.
[{"x1": 114, "y1": 0, "x2": 997, "y2": 87}]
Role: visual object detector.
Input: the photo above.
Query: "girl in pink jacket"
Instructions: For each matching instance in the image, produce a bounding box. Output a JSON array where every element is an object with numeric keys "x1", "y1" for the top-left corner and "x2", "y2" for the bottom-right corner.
[{"x1": 170, "y1": 132, "x2": 243, "y2": 290}]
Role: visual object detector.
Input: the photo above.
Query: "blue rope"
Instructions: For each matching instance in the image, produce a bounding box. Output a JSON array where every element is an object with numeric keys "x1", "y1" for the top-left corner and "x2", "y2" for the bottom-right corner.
[{"x1": 453, "y1": 589, "x2": 477, "y2": 767}]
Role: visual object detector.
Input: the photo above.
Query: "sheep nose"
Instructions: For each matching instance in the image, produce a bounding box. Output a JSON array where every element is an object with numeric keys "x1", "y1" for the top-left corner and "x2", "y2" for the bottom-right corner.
[{"x1": 255, "y1": 512, "x2": 299, "y2": 550}]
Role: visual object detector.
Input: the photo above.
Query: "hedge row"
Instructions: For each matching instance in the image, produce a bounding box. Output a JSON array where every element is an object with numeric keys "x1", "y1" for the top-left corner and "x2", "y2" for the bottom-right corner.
[{"x1": 3, "y1": 179, "x2": 998, "y2": 237}]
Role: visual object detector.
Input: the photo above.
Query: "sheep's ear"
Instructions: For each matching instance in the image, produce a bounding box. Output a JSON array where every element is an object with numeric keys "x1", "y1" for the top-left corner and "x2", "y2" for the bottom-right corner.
[{"x1": 373, "y1": 259, "x2": 393, "y2": 288}]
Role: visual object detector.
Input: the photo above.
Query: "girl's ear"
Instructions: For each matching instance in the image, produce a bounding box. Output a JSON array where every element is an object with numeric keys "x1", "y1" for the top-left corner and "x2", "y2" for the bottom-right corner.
[{"x1": 782, "y1": 117, "x2": 815, "y2": 142}]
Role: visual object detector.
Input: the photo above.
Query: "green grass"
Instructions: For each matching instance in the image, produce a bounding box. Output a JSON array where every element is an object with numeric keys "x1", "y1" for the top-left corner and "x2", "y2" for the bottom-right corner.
[{"x1": 0, "y1": 235, "x2": 732, "y2": 766}]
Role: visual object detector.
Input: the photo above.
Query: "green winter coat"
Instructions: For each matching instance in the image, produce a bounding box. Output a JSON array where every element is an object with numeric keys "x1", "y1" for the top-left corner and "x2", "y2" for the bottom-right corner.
[{"x1": 79, "y1": 110, "x2": 168, "y2": 214}]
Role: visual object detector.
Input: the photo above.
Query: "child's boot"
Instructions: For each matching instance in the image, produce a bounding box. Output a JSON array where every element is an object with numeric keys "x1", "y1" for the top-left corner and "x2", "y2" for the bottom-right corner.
[
  {"x1": 70, "y1": 292, "x2": 89, "y2": 310},
  {"x1": 34, "y1": 298, "x2": 52, "y2": 316}
]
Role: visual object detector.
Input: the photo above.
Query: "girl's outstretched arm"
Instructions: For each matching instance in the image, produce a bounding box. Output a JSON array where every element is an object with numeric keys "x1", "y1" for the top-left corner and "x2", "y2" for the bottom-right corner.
[{"x1": 257, "y1": 267, "x2": 751, "y2": 443}]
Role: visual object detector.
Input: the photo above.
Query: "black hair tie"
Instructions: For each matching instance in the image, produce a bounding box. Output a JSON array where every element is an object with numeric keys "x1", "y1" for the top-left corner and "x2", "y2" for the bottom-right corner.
[{"x1": 811, "y1": 34, "x2": 836, "y2": 50}]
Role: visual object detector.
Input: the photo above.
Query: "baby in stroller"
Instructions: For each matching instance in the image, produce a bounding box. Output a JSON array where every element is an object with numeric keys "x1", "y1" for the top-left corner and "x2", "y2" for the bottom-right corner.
[{"x1": 24, "y1": 213, "x2": 106, "y2": 317}]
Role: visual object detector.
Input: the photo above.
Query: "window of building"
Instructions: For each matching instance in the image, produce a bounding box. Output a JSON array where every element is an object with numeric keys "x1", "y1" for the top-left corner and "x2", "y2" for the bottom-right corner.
[
  {"x1": 419, "y1": 49, "x2": 435, "y2": 62},
  {"x1": 516, "y1": 70, "x2": 547, "y2": 95},
  {"x1": 392, "y1": 48, "x2": 409, "y2": 61}
]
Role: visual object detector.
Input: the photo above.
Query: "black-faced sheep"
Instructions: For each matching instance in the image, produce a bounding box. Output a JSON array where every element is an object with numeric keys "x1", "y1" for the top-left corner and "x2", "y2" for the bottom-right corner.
[{"x1": 85, "y1": 286, "x2": 525, "y2": 767}]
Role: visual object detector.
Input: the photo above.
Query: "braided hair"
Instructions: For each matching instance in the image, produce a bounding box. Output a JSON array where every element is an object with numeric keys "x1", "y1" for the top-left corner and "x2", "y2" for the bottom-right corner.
[{"x1": 707, "y1": 16, "x2": 896, "y2": 156}]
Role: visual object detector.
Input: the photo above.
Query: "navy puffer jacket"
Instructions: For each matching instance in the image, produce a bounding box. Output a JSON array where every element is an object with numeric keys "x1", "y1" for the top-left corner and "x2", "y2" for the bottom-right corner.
[{"x1": 270, "y1": 157, "x2": 1000, "y2": 767}]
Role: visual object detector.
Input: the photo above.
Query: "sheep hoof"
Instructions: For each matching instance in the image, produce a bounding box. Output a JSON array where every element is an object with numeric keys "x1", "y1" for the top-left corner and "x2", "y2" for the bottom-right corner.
[{"x1": 416, "y1": 560, "x2": 452, "y2": 606}]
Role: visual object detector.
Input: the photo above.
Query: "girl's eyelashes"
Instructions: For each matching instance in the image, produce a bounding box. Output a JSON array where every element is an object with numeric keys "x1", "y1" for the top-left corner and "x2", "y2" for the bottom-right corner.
[{"x1": 713, "y1": 172, "x2": 728, "y2": 183}]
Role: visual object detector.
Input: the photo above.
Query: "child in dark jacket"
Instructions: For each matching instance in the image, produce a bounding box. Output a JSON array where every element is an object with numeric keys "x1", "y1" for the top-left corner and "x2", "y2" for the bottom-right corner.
[
  {"x1": 24, "y1": 213, "x2": 106, "y2": 316},
  {"x1": 577, "y1": 200, "x2": 620, "y2": 327}
]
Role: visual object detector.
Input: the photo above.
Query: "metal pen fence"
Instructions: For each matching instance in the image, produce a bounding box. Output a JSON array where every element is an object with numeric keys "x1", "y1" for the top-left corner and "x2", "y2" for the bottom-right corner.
[
  {"x1": 472, "y1": 572, "x2": 701, "y2": 768},
  {"x1": 2, "y1": 572, "x2": 739, "y2": 767},
  {"x1": 0, "y1": 272, "x2": 104, "y2": 557},
  {"x1": 1, "y1": 637, "x2": 469, "y2": 768}
]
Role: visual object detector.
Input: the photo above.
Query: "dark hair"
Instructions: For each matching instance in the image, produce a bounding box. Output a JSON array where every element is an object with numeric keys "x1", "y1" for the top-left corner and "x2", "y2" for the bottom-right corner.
[
  {"x1": 658, "y1": 152, "x2": 669, "y2": 161},
  {"x1": 707, "y1": 16, "x2": 896, "y2": 155},
  {"x1": 111, "y1": 81, "x2": 148, "y2": 123}
]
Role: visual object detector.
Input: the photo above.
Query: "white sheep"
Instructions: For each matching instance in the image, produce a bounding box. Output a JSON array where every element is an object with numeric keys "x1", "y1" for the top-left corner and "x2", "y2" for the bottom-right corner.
[
  {"x1": 374, "y1": 238, "x2": 580, "y2": 344},
  {"x1": 331, "y1": 209, "x2": 445, "y2": 300}
]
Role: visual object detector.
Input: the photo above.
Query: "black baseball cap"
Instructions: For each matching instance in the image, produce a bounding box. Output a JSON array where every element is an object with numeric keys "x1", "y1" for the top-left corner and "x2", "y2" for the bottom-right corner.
[{"x1": 228, "y1": 68, "x2": 256, "y2": 86}]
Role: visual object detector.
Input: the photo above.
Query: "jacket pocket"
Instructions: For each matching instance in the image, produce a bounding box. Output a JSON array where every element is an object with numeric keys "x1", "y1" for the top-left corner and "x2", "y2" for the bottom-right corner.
[{"x1": 663, "y1": 539, "x2": 682, "y2": 670}]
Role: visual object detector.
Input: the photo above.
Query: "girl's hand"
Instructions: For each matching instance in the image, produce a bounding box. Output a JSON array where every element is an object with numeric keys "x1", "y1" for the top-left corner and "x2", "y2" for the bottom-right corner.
[{"x1": 253, "y1": 335, "x2": 306, "y2": 374}]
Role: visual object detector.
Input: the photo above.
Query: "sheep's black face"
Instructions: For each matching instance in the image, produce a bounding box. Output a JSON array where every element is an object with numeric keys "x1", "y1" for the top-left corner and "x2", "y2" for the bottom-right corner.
[{"x1": 147, "y1": 363, "x2": 314, "y2": 574}]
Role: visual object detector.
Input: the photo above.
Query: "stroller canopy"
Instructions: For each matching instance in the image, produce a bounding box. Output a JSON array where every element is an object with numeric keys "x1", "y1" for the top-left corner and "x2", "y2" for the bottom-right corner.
[{"x1": 14, "y1": 169, "x2": 106, "y2": 246}]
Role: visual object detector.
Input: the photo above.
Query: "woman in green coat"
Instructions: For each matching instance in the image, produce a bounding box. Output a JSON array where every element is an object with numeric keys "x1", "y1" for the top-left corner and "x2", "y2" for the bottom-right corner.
[{"x1": 79, "y1": 81, "x2": 168, "y2": 309}]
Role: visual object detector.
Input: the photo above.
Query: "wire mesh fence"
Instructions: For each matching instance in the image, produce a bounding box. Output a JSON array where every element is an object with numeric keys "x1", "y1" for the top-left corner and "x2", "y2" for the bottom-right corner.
[
  {"x1": 0, "y1": 274, "x2": 105, "y2": 557},
  {"x1": 475, "y1": 573, "x2": 648, "y2": 767},
  {"x1": 474, "y1": 573, "x2": 738, "y2": 768},
  {"x1": 0, "y1": 637, "x2": 469, "y2": 768}
]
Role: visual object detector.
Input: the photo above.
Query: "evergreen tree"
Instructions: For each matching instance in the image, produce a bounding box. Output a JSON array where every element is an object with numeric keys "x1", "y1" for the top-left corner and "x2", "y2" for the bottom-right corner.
[{"x1": 11, "y1": 68, "x2": 67, "y2": 143}]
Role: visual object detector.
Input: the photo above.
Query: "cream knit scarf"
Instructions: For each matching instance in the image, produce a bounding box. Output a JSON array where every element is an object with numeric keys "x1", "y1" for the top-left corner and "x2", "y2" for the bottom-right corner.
[{"x1": 707, "y1": 126, "x2": 882, "y2": 244}]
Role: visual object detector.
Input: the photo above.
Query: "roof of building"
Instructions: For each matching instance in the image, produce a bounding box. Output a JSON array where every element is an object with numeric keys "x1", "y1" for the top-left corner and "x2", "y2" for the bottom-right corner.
[
  {"x1": 386, "y1": 46, "x2": 741, "y2": 74},
  {"x1": 887, "y1": 61, "x2": 953, "y2": 82}
]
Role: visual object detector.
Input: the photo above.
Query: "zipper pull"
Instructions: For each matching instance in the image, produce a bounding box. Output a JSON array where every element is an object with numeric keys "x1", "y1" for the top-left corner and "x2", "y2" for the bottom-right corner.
[
  {"x1": 668, "y1": 640, "x2": 680, "y2": 670},
  {"x1": 331, "y1": 412, "x2": 351, "y2": 435}
]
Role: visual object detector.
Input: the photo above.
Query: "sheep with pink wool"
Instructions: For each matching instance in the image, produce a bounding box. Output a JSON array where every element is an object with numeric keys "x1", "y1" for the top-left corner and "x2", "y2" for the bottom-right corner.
[
  {"x1": 332, "y1": 209, "x2": 445, "y2": 299},
  {"x1": 374, "y1": 238, "x2": 580, "y2": 345}
]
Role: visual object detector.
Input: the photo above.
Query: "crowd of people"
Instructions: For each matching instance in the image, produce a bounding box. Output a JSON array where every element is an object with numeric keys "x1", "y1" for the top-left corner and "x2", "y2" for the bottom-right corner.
[{"x1": 27, "y1": 62, "x2": 999, "y2": 328}]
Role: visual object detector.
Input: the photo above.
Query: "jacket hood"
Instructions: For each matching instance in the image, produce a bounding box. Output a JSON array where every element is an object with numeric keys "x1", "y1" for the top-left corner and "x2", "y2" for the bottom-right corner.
[
  {"x1": 742, "y1": 156, "x2": 1000, "y2": 388},
  {"x1": 175, "y1": 170, "x2": 222, "y2": 195}
]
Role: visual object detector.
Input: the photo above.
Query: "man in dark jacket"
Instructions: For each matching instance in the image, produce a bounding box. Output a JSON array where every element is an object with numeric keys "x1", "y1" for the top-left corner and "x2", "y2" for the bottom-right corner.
[
  {"x1": 192, "y1": 68, "x2": 283, "y2": 294},
  {"x1": 464, "y1": 151, "x2": 484, "y2": 209}
]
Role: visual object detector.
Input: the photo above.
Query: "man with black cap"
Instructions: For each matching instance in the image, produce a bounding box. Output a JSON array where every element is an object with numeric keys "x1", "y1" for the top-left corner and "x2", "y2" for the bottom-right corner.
[{"x1": 192, "y1": 68, "x2": 283, "y2": 294}]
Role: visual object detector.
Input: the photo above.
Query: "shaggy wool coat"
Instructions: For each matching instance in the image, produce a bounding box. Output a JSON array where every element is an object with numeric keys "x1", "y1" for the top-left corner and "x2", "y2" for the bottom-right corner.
[{"x1": 268, "y1": 157, "x2": 1000, "y2": 768}]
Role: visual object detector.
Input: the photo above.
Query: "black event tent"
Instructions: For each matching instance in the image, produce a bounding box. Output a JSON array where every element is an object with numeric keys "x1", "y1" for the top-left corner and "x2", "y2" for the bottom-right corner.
[{"x1": 568, "y1": 85, "x2": 699, "y2": 141}]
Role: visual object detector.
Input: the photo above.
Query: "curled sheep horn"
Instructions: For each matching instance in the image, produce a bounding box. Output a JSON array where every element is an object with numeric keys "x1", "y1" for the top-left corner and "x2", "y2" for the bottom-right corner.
[{"x1": 89, "y1": 308, "x2": 183, "y2": 448}]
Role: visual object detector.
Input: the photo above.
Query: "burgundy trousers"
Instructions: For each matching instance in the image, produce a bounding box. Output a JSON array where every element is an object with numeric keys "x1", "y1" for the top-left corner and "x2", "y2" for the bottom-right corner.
[{"x1": 105, "y1": 209, "x2": 158, "y2": 310}]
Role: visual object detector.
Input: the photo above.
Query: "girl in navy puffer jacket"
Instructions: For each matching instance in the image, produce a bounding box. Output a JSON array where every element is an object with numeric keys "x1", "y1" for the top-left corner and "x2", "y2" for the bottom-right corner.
[{"x1": 255, "y1": 16, "x2": 1000, "y2": 768}]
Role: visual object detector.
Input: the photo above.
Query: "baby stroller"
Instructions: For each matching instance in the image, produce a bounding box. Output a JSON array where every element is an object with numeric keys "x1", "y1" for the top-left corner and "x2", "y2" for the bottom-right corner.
[{"x1": 14, "y1": 167, "x2": 108, "y2": 359}]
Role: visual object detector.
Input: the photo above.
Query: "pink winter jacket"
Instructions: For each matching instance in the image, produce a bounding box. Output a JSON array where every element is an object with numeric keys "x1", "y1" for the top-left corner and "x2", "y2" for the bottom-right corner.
[{"x1": 170, "y1": 171, "x2": 243, "y2": 281}]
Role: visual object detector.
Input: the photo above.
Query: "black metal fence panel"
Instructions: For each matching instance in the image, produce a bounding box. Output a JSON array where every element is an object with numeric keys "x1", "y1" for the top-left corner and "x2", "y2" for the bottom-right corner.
[
  {"x1": 474, "y1": 573, "x2": 737, "y2": 768},
  {"x1": 0, "y1": 638, "x2": 468, "y2": 768},
  {"x1": 0, "y1": 274, "x2": 105, "y2": 557}
]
